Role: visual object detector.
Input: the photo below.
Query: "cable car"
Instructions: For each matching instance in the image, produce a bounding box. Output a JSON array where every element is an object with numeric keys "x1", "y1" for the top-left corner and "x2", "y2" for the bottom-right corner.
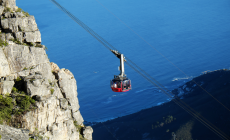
[{"x1": 110, "y1": 50, "x2": 131, "y2": 92}]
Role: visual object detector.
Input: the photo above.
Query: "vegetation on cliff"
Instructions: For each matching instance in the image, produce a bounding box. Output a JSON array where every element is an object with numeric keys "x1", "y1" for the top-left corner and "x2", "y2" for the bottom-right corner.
[
  {"x1": 0, "y1": 0, "x2": 94, "y2": 139},
  {"x1": 0, "y1": 83, "x2": 36, "y2": 125}
]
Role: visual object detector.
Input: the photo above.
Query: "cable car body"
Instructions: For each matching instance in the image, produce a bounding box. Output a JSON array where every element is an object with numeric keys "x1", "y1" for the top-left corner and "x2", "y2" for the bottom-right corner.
[
  {"x1": 110, "y1": 51, "x2": 131, "y2": 92},
  {"x1": 111, "y1": 76, "x2": 131, "y2": 92}
]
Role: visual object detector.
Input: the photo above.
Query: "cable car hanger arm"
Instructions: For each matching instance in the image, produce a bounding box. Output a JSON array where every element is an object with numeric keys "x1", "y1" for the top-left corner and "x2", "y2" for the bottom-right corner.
[{"x1": 110, "y1": 50, "x2": 127, "y2": 62}]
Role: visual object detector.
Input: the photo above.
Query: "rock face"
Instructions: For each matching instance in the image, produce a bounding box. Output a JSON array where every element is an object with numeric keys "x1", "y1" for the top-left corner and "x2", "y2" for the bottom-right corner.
[
  {"x1": 0, "y1": 0, "x2": 93, "y2": 140},
  {"x1": 0, "y1": 0, "x2": 18, "y2": 11},
  {"x1": 0, "y1": 0, "x2": 41, "y2": 44},
  {"x1": 0, "y1": 124, "x2": 30, "y2": 140}
]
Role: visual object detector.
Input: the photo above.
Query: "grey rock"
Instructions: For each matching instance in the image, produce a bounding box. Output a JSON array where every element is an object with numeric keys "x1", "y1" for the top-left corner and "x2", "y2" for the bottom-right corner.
[
  {"x1": 73, "y1": 110, "x2": 84, "y2": 125},
  {"x1": 20, "y1": 16, "x2": 38, "y2": 32},
  {"x1": 32, "y1": 79, "x2": 41, "y2": 87},
  {"x1": 3, "y1": 11, "x2": 12, "y2": 18},
  {"x1": 35, "y1": 71, "x2": 42, "y2": 75},
  {"x1": 0, "y1": 0, "x2": 17, "y2": 11},
  {"x1": 0, "y1": 48, "x2": 11, "y2": 77},
  {"x1": 0, "y1": 32, "x2": 6, "y2": 41},
  {"x1": 1, "y1": 16, "x2": 38, "y2": 33},
  {"x1": 5, "y1": 75, "x2": 14, "y2": 81},
  {"x1": 57, "y1": 68, "x2": 80, "y2": 112},
  {"x1": 51, "y1": 62, "x2": 60, "y2": 73},
  {"x1": 4, "y1": 44, "x2": 53, "y2": 80},
  {"x1": 0, "y1": 80, "x2": 14, "y2": 94},
  {"x1": 22, "y1": 96, "x2": 80, "y2": 140},
  {"x1": 30, "y1": 63, "x2": 54, "y2": 80},
  {"x1": 24, "y1": 74, "x2": 43, "y2": 80},
  {"x1": 17, "y1": 70, "x2": 30, "y2": 77},
  {"x1": 15, "y1": 12, "x2": 24, "y2": 18},
  {"x1": 83, "y1": 126, "x2": 93, "y2": 140},
  {"x1": 5, "y1": 33, "x2": 14, "y2": 40},
  {"x1": 59, "y1": 98, "x2": 68, "y2": 110},
  {"x1": 4, "y1": 12, "x2": 25, "y2": 18},
  {"x1": 14, "y1": 31, "x2": 23, "y2": 42},
  {"x1": 0, "y1": 125, "x2": 29, "y2": 140},
  {"x1": 24, "y1": 31, "x2": 41, "y2": 43},
  {"x1": 25, "y1": 77, "x2": 50, "y2": 97},
  {"x1": 4, "y1": 44, "x2": 35, "y2": 72},
  {"x1": 0, "y1": 6, "x2": 4, "y2": 15}
]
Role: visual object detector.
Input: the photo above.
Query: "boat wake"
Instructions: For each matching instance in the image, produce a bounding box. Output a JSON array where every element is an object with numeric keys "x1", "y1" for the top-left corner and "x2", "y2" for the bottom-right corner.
[{"x1": 172, "y1": 76, "x2": 193, "y2": 82}]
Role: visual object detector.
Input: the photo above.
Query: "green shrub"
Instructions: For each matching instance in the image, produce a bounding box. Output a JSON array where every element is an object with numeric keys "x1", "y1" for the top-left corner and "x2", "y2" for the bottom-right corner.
[
  {"x1": 30, "y1": 98, "x2": 35, "y2": 104},
  {"x1": 4, "y1": 7, "x2": 11, "y2": 12},
  {"x1": 3, "y1": 96, "x2": 13, "y2": 106},
  {"x1": 75, "y1": 121, "x2": 87, "y2": 140},
  {"x1": 34, "y1": 128, "x2": 43, "y2": 140},
  {"x1": 23, "y1": 11, "x2": 29, "y2": 17},
  {"x1": 80, "y1": 134, "x2": 87, "y2": 140},
  {"x1": 49, "y1": 80, "x2": 55, "y2": 87},
  {"x1": 50, "y1": 89, "x2": 54, "y2": 95},
  {"x1": 0, "y1": 95, "x2": 13, "y2": 124},
  {"x1": 20, "y1": 96, "x2": 32, "y2": 110},
  {"x1": 16, "y1": 8, "x2": 23, "y2": 12},
  {"x1": 44, "y1": 46, "x2": 48, "y2": 51},
  {"x1": 19, "y1": 91, "x2": 26, "y2": 95},
  {"x1": 0, "y1": 38, "x2": 8, "y2": 47},
  {"x1": 0, "y1": 93, "x2": 37, "y2": 124},
  {"x1": 16, "y1": 95, "x2": 35, "y2": 112},
  {"x1": 12, "y1": 87, "x2": 18, "y2": 93},
  {"x1": 16, "y1": 77, "x2": 22, "y2": 82},
  {"x1": 30, "y1": 67, "x2": 35, "y2": 70},
  {"x1": 10, "y1": 38, "x2": 22, "y2": 45},
  {"x1": 29, "y1": 78, "x2": 35, "y2": 83},
  {"x1": 74, "y1": 121, "x2": 82, "y2": 131},
  {"x1": 18, "y1": 27, "x2": 24, "y2": 32},
  {"x1": 16, "y1": 7, "x2": 29, "y2": 17},
  {"x1": 35, "y1": 44, "x2": 43, "y2": 48},
  {"x1": 28, "y1": 42, "x2": 34, "y2": 46}
]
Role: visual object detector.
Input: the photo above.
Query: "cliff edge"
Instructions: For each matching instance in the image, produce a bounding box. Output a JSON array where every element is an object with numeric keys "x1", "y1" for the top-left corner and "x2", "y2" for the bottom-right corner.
[{"x1": 0, "y1": 0, "x2": 93, "y2": 139}]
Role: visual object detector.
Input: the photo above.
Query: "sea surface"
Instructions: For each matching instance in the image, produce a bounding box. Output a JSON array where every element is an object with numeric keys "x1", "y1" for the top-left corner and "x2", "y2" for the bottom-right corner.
[{"x1": 17, "y1": 0, "x2": 230, "y2": 122}]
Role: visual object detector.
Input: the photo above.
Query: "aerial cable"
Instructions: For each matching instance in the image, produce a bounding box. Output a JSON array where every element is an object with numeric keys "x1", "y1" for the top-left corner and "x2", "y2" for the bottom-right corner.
[
  {"x1": 127, "y1": 55, "x2": 229, "y2": 139},
  {"x1": 50, "y1": 0, "x2": 112, "y2": 51},
  {"x1": 127, "y1": 56, "x2": 229, "y2": 139},
  {"x1": 51, "y1": 0, "x2": 172, "y2": 96},
  {"x1": 49, "y1": 0, "x2": 230, "y2": 139},
  {"x1": 126, "y1": 61, "x2": 229, "y2": 140},
  {"x1": 95, "y1": 0, "x2": 230, "y2": 113}
]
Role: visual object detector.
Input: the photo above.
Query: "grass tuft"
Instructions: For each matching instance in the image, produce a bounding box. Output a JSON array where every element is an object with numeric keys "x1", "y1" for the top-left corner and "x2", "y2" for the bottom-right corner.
[
  {"x1": 50, "y1": 89, "x2": 54, "y2": 95},
  {"x1": 0, "y1": 38, "x2": 8, "y2": 47}
]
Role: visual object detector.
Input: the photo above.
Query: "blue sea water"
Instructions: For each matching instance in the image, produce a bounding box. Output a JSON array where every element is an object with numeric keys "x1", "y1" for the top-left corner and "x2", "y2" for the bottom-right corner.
[{"x1": 17, "y1": 0, "x2": 230, "y2": 122}]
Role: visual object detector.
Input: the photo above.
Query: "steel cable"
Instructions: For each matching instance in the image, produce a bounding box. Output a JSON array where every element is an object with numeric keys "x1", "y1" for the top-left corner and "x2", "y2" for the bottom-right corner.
[
  {"x1": 95, "y1": 0, "x2": 230, "y2": 113},
  {"x1": 49, "y1": 0, "x2": 230, "y2": 139}
]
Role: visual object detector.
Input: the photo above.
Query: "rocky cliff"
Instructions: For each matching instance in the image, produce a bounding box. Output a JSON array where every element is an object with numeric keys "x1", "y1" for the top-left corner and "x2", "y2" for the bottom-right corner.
[{"x1": 0, "y1": 0, "x2": 93, "y2": 139}]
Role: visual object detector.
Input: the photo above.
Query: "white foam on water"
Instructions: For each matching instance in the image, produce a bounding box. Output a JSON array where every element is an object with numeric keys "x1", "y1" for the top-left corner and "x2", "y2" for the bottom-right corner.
[{"x1": 172, "y1": 76, "x2": 193, "y2": 82}]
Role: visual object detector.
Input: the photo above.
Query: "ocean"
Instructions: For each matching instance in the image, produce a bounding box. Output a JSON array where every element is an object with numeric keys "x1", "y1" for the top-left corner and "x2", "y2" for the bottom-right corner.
[{"x1": 17, "y1": 0, "x2": 230, "y2": 122}]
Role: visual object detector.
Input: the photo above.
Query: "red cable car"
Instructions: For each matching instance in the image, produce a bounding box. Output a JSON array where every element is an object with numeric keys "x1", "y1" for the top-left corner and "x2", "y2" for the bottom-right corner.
[{"x1": 110, "y1": 50, "x2": 131, "y2": 92}]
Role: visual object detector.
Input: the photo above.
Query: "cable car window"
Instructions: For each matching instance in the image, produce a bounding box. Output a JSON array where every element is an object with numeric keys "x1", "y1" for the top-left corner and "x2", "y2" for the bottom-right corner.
[
  {"x1": 111, "y1": 80, "x2": 121, "y2": 88},
  {"x1": 117, "y1": 82, "x2": 121, "y2": 88},
  {"x1": 126, "y1": 80, "x2": 130, "y2": 87}
]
